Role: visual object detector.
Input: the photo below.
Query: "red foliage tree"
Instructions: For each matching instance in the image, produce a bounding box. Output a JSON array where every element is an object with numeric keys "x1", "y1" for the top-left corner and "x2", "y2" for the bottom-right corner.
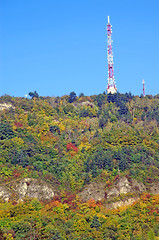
[{"x1": 66, "y1": 143, "x2": 78, "y2": 153}]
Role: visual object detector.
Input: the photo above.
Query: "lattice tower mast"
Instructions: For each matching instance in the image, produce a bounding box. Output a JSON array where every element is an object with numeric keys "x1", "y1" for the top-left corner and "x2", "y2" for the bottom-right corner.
[{"x1": 107, "y1": 16, "x2": 117, "y2": 94}]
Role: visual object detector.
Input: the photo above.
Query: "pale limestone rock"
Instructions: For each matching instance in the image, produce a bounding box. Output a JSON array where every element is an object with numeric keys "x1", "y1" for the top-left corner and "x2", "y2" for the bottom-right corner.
[
  {"x1": 18, "y1": 181, "x2": 28, "y2": 199},
  {"x1": 106, "y1": 197, "x2": 138, "y2": 209},
  {"x1": 80, "y1": 101, "x2": 95, "y2": 108},
  {"x1": 131, "y1": 179, "x2": 146, "y2": 192},
  {"x1": 79, "y1": 177, "x2": 147, "y2": 203},
  {"x1": 0, "y1": 186, "x2": 10, "y2": 202},
  {"x1": 78, "y1": 182, "x2": 105, "y2": 201},
  {"x1": 150, "y1": 182, "x2": 159, "y2": 194},
  {"x1": 107, "y1": 187, "x2": 119, "y2": 199},
  {"x1": 117, "y1": 177, "x2": 131, "y2": 194},
  {"x1": 16, "y1": 178, "x2": 55, "y2": 201},
  {"x1": 0, "y1": 103, "x2": 13, "y2": 111},
  {"x1": 107, "y1": 177, "x2": 146, "y2": 199},
  {"x1": 0, "y1": 178, "x2": 55, "y2": 202}
]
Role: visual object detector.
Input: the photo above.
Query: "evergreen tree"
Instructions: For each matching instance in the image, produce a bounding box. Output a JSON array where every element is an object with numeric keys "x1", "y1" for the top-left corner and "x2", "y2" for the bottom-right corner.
[
  {"x1": 90, "y1": 215, "x2": 101, "y2": 229},
  {"x1": 68, "y1": 92, "x2": 77, "y2": 103}
]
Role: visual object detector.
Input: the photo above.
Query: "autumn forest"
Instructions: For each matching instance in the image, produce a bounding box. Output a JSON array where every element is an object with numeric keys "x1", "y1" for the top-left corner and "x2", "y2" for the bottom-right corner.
[{"x1": 0, "y1": 92, "x2": 159, "y2": 239}]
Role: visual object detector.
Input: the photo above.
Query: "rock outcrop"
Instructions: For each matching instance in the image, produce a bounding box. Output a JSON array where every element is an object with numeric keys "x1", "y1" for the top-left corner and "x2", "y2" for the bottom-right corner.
[
  {"x1": 150, "y1": 182, "x2": 159, "y2": 195},
  {"x1": 105, "y1": 197, "x2": 139, "y2": 209},
  {"x1": 0, "y1": 103, "x2": 13, "y2": 111},
  {"x1": 78, "y1": 177, "x2": 159, "y2": 208},
  {"x1": 78, "y1": 182, "x2": 105, "y2": 201},
  {"x1": 0, "y1": 186, "x2": 11, "y2": 202},
  {"x1": 107, "y1": 177, "x2": 146, "y2": 199},
  {"x1": 0, "y1": 178, "x2": 55, "y2": 202},
  {"x1": 79, "y1": 177, "x2": 146, "y2": 202},
  {"x1": 16, "y1": 178, "x2": 55, "y2": 201},
  {"x1": 1, "y1": 176, "x2": 159, "y2": 210}
]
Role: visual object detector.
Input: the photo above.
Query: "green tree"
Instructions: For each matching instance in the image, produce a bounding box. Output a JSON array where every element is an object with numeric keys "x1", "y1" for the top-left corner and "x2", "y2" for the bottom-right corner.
[
  {"x1": 0, "y1": 121, "x2": 15, "y2": 140},
  {"x1": 95, "y1": 94, "x2": 106, "y2": 107},
  {"x1": 79, "y1": 92, "x2": 84, "y2": 97},
  {"x1": 68, "y1": 92, "x2": 76, "y2": 103},
  {"x1": 29, "y1": 91, "x2": 39, "y2": 99},
  {"x1": 90, "y1": 215, "x2": 101, "y2": 230}
]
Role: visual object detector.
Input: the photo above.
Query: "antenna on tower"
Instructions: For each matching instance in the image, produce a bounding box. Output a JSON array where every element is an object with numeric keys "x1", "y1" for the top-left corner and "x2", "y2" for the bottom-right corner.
[
  {"x1": 142, "y1": 79, "x2": 145, "y2": 97},
  {"x1": 108, "y1": 16, "x2": 110, "y2": 24},
  {"x1": 106, "y1": 16, "x2": 117, "y2": 94}
]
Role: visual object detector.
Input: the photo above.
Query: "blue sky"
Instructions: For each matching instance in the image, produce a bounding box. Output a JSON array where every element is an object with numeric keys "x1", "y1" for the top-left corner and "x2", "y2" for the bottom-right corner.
[{"x1": 0, "y1": 0, "x2": 159, "y2": 97}]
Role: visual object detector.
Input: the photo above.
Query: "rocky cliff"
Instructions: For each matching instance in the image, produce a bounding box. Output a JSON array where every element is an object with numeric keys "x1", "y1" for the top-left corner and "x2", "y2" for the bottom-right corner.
[
  {"x1": 0, "y1": 178, "x2": 55, "y2": 202},
  {"x1": 1, "y1": 176, "x2": 159, "y2": 209},
  {"x1": 0, "y1": 103, "x2": 13, "y2": 111},
  {"x1": 79, "y1": 177, "x2": 159, "y2": 208}
]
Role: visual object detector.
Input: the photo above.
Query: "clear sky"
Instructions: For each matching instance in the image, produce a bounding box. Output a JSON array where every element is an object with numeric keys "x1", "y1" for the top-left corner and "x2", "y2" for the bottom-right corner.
[{"x1": 0, "y1": 0, "x2": 159, "y2": 97}]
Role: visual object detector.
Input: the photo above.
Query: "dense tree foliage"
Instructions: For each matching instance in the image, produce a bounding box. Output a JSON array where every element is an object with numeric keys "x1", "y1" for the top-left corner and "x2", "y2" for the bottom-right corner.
[
  {"x1": 28, "y1": 91, "x2": 39, "y2": 99},
  {"x1": 0, "y1": 194, "x2": 158, "y2": 239},
  {"x1": 68, "y1": 91, "x2": 77, "y2": 103},
  {"x1": 0, "y1": 93, "x2": 159, "y2": 239},
  {"x1": 0, "y1": 93, "x2": 159, "y2": 187}
]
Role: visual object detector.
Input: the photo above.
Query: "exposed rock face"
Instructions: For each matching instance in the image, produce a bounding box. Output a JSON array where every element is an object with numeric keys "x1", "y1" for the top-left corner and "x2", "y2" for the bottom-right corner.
[
  {"x1": 150, "y1": 182, "x2": 159, "y2": 195},
  {"x1": 131, "y1": 179, "x2": 146, "y2": 192},
  {"x1": 107, "y1": 177, "x2": 130, "y2": 198},
  {"x1": 1, "y1": 176, "x2": 159, "y2": 211},
  {"x1": 0, "y1": 186, "x2": 10, "y2": 202},
  {"x1": 105, "y1": 197, "x2": 139, "y2": 209},
  {"x1": 107, "y1": 177, "x2": 146, "y2": 199},
  {"x1": 79, "y1": 177, "x2": 147, "y2": 203},
  {"x1": 0, "y1": 178, "x2": 55, "y2": 202},
  {"x1": 0, "y1": 103, "x2": 13, "y2": 111},
  {"x1": 117, "y1": 177, "x2": 131, "y2": 193},
  {"x1": 80, "y1": 101, "x2": 95, "y2": 108},
  {"x1": 78, "y1": 182, "x2": 105, "y2": 201},
  {"x1": 16, "y1": 178, "x2": 55, "y2": 201}
]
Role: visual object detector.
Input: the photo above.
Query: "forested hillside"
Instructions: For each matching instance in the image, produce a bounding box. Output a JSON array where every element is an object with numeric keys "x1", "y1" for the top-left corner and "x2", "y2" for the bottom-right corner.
[{"x1": 0, "y1": 92, "x2": 159, "y2": 239}]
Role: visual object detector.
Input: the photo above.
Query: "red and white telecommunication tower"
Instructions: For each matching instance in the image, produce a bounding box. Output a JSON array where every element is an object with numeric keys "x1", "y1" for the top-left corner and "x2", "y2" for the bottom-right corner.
[{"x1": 107, "y1": 16, "x2": 117, "y2": 94}]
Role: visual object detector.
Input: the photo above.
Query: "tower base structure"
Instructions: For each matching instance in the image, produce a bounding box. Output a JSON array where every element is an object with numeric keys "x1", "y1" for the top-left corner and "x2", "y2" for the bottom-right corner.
[{"x1": 107, "y1": 85, "x2": 117, "y2": 94}]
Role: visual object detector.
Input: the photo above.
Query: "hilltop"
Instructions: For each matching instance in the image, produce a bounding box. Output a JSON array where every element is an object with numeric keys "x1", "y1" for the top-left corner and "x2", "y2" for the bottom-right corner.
[{"x1": 0, "y1": 92, "x2": 159, "y2": 239}]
